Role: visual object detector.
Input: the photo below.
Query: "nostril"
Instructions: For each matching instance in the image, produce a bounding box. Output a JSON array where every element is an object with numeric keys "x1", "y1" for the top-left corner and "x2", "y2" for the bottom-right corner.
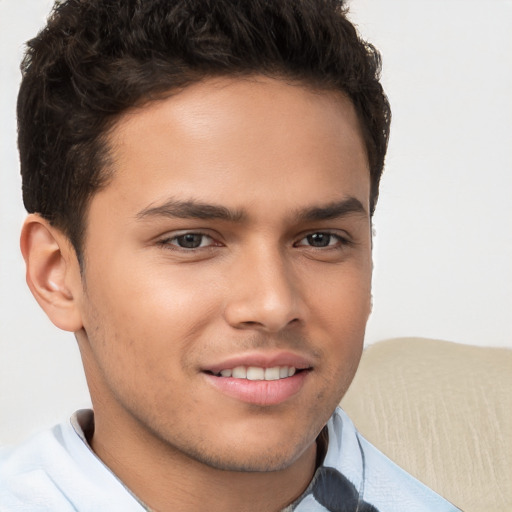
[
  {"x1": 223, "y1": 278, "x2": 302, "y2": 332},
  {"x1": 238, "y1": 317, "x2": 300, "y2": 331}
]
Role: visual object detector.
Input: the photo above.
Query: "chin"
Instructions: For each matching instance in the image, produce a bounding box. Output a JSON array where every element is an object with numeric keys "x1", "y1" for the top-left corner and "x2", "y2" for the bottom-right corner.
[
  {"x1": 193, "y1": 446, "x2": 305, "y2": 473},
  {"x1": 180, "y1": 423, "x2": 317, "y2": 473}
]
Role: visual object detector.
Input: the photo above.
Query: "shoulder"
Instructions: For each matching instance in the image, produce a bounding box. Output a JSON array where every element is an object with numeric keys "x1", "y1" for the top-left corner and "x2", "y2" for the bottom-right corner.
[
  {"x1": 0, "y1": 423, "x2": 78, "y2": 511},
  {"x1": 318, "y1": 408, "x2": 462, "y2": 512},
  {"x1": 0, "y1": 413, "x2": 142, "y2": 511}
]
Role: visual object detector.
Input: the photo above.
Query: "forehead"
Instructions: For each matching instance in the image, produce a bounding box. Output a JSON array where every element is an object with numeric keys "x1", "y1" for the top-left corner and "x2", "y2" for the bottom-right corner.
[{"x1": 98, "y1": 76, "x2": 370, "y2": 222}]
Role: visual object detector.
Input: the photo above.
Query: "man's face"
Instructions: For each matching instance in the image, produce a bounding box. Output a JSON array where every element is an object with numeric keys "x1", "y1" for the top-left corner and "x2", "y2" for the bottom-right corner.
[{"x1": 75, "y1": 76, "x2": 372, "y2": 472}]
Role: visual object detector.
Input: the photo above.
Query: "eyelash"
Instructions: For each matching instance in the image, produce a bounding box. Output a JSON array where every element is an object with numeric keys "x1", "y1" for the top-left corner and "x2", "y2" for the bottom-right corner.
[
  {"x1": 294, "y1": 232, "x2": 351, "y2": 249},
  {"x1": 157, "y1": 232, "x2": 220, "y2": 250},
  {"x1": 156, "y1": 231, "x2": 351, "y2": 251}
]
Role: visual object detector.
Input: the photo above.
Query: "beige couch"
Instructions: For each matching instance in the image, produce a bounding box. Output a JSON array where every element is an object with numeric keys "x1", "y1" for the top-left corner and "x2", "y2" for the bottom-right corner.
[{"x1": 341, "y1": 338, "x2": 512, "y2": 512}]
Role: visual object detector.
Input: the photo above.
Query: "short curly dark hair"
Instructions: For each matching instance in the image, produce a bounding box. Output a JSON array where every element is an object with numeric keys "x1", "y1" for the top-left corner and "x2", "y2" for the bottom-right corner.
[{"x1": 18, "y1": 0, "x2": 390, "y2": 260}]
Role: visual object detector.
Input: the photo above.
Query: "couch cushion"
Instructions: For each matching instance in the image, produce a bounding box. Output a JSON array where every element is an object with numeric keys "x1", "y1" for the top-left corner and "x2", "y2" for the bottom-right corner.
[{"x1": 341, "y1": 338, "x2": 512, "y2": 512}]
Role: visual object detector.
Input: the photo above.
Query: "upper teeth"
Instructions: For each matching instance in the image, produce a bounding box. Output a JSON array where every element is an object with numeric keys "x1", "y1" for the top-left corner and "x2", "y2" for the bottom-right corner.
[{"x1": 218, "y1": 366, "x2": 296, "y2": 380}]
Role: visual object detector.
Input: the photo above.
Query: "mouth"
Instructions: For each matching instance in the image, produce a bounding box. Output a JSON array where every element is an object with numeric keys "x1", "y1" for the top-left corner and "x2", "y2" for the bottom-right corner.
[
  {"x1": 202, "y1": 355, "x2": 313, "y2": 406},
  {"x1": 205, "y1": 365, "x2": 305, "y2": 381}
]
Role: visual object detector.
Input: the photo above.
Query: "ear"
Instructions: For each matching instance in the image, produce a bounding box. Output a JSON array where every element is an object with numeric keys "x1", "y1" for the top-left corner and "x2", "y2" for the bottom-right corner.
[{"x1": 20, "y1": 214, "x2": 84, "y2": 332}]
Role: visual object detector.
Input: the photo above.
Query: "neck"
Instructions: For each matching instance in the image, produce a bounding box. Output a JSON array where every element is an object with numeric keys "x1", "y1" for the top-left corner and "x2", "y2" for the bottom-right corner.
[{"x1": 89, "y1": 407, "x2": 318, "y2": 512}]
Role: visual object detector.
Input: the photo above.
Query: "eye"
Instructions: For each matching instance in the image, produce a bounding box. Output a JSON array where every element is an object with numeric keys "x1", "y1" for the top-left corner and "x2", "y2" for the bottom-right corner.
[
  {"x1": 159, "y1": 232, "x2": 217, "y2": 249},
  {"x1": 295, "y1": 232, "x2": 346, "y2": 248}
]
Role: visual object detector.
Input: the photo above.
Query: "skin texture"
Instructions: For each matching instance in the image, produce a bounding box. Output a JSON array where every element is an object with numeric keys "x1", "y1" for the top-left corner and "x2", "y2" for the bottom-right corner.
[{"x1": 21, "y1": 76, "x2": 372, "y2": 512}]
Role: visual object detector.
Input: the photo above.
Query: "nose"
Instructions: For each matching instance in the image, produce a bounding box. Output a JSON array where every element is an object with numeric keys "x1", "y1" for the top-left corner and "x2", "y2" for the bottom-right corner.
[{"x1": 223, "y1": 246, "x2": 303, "y2": 333}]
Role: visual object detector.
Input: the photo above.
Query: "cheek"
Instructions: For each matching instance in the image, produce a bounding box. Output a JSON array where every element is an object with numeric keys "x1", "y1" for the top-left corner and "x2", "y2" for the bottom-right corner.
[
  {"x1": 308, "y1": 266, "x2": 370, "y2": 385},
  {"x1": 312, "y1": 263, "x2": 372, "y2": 330},
  {"x1": 85, "y1": 251, "x2": 215, "y2": 325},
  {"x1": 79, "y1": 287, "x2": 194, "y2": 419},
  {"x1": 79, "y1": 258, "x2": 223, "y2": 385}
]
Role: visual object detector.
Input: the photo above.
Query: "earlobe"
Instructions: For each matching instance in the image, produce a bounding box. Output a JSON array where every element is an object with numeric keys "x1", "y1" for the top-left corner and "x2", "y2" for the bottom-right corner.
[{"x1": 20, "y1": 214, "x2": 84, "y2": 332}]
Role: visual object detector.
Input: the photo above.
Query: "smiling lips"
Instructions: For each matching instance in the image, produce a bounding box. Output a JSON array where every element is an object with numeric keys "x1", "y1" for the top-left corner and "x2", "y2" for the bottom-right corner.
[
  {"x1": 216, "y1": 365, "x2": 297, "y2": 380},
  {"x1": 203, "y1": 355, "x2": 311, "y2": 406}
]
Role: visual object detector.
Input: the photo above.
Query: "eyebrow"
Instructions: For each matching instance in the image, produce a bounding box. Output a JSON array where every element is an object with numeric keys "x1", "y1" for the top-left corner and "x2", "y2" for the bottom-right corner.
[
  {"x1": 136, "y1": 196, "x2": 367, "y2": 223},
  {"x1": 294, "y1": 197, "x2": 368, "y2": 222},
  {"x1": 136, "y1": 199, "x2": 246, "y2": 222}
]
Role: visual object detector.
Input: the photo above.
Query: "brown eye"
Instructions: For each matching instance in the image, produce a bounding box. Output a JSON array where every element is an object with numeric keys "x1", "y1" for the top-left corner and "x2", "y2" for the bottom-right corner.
[
  {"x1": 159, "y1": 232, "x2": 217, "y2": 250},
  {"x1": 296, "y1": 232, "x2": 344, "y2": 248},
  {"x1": 305, "y1": 233, "x2": 333, "y2": 247},
  {"x1": 174, "y1": 233, "x2": 206, "y2": 248}
]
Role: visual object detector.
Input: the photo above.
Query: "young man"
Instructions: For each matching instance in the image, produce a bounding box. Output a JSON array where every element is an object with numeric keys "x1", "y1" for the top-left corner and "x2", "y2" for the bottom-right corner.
[{"x1": 0, "y1": 0, "x2": 461, "y2": 510}]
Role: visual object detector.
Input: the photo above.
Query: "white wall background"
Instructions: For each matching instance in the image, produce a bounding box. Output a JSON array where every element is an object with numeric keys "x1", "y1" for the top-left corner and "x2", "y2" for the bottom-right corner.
[{"x1": 1, "y1": 0, "x2": 511, "y2": 445}]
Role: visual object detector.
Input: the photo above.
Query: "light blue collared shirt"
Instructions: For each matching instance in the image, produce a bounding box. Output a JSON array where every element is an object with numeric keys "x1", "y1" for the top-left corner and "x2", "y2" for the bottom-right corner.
[{"x1": 0, "y1": 408, "x2": 461, "y2": 511}]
